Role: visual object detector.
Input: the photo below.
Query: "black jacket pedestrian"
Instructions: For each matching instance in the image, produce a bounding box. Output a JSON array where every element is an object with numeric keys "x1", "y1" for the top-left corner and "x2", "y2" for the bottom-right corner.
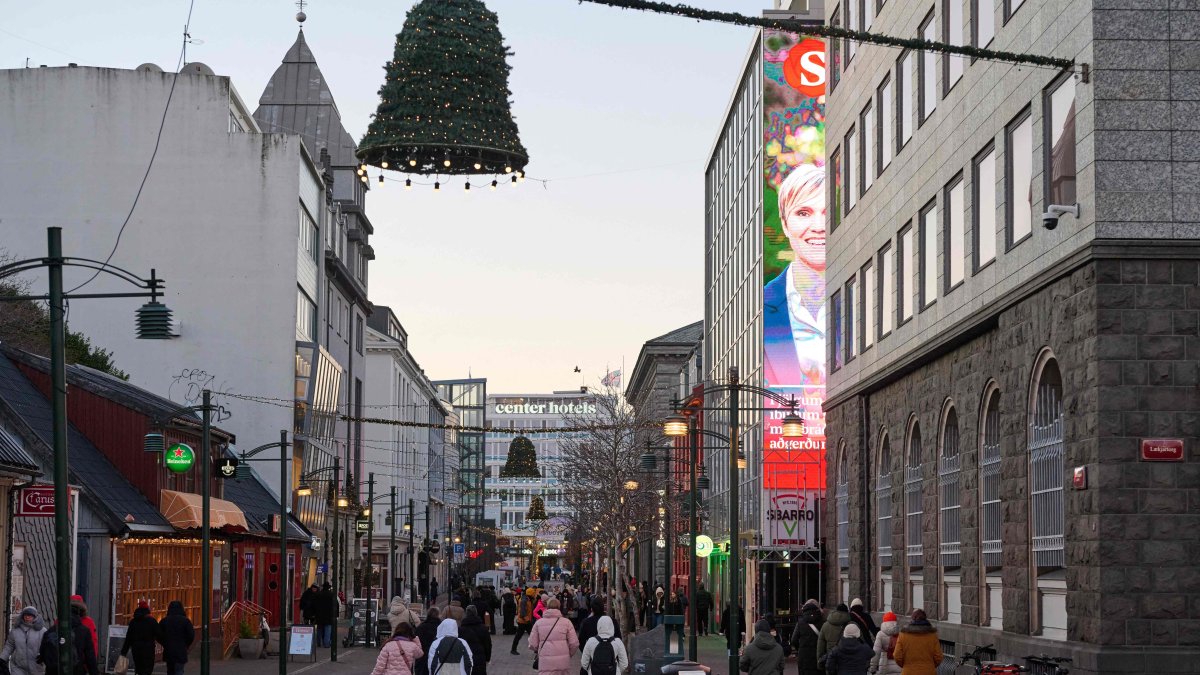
[
  {"x1": 120, "y1": 607, "x2": 158, "y2": 675},
  {"x1": 155, "y1": 601, "x2": 195, "y2": 666},
  {"x1": 577, "y1": 606, "x2": 620, "y2": 650},
  {"x1": 414, "y1": 615, "x2": 441, "y2": 675},
  {"x1": 824, "y1": 636, "x2": 874, "y2": 675},
  {"x1": 299, "y1": 586, "x2": 318, "y2": 624},
  {"x1": 695, "y1": 589, "x2": 714, "y2": 613},
  {"x1": 458, "y1": 612, "x2": 491, "y2": 675},
  {"x1": 501, "y1": 594, "x2": 516, "y2": 634},
  {"x1": 847, "y1": 606, "x2": 878, "y2": 644},
  {"x1": 39, "y1": 617, "x2": 99, "y2": 675},
  {"x1": 429, "y1": 581, "x2": 440, "y2": 603},
  {"x1": 314, "y1": 588, "x2": 338, "y2": 626},
  {"x1": 790, "y1": 604, "x2": 825, "y2": 675},
  {"x1": 719, "y1": 605, "x2": 746, "y2": 639}
]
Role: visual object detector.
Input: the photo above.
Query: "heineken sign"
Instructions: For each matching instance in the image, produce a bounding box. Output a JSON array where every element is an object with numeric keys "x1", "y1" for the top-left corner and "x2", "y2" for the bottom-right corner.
[{"x1": 165, "y1": 444, "x2": 196, "y2": 474}]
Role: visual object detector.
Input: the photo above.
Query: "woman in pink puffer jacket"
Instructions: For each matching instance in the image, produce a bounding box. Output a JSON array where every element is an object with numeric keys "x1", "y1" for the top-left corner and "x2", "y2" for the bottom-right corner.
[
  {"x1": 528, "y1": 598, "x2": 579, "y2": 675},
  {"x1": 372, "y1": 622, "x2": 424, "y2": 675}
]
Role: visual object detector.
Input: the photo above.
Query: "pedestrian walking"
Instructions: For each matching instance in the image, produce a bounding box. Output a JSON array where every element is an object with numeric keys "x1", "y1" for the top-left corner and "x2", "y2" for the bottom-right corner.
[
  {"x1": 739, "y1": 620, "x2": 784, "y2": 675},
  {"x1": 155, "y1": 601, "x2": 194, "y2": 675},
  {"x1": 427, "y1": 620, "x2": 473, "y2": 675},
  {"x1": 442, "y1": 601, "x2": 465, "y2": 625},
  {"x1": 119, "y1": 601, "x2": 157, "y2": 675},
  {"x1": 315, "y1": 583, "x2": 338, "y2": 648},
  {"x1": 509, "y1": 588, "x2": 536, "y2": 655},
  {"x1": 38, "y1": 611, "x2": 98, "y2": 675},
  {"x1": 869, "y1": 612, "x2": 901, "y2": 675},
  {"x1": 694, "y1": 585, "x2": 713, "y2": 636},
  {"x1": 415, "y1": 608, "x2": 442, "y2": 675},
  {"x1": 577, "y1": 598, "x2": 620, "y2": 649},
  {"x1": 816, "y1": 603, "x2": 851, "y2": 669},
  {"x1": 580, "y1": 616, "x2": 626, "y2": 675},
  {"x1": 650, "y1": 588, "x2": 665, "y2": 628},
  {"x1": 823, "y1": 624, "x2": 873, "y2": 675},
  {"x1": 2, "y1": 606, "x2": 46, "y2": 675},
  {"x1": 720, "y1": 604, "x2": 746, "y2": 645},
  {"x1": 300, "y1": 584, "x2": 319, "y2": 626},
  {"x1": 665, "y1": 591, "x2": 683, "y2": 616},
  {"x1": 789, "y1": 600, "x2": 824, "y2": 675},
  {"x1": 428, "y1": 579, "x2": 440, "y2": 608},
  {"x1": 528, "y1": 598, "x2": 578, "y2": 675},
  {"x1": 391, "y1": 597, "x2": 422, "y2": 633},
  {"x1": 457, "y1": 607, "x2": 491, "y2": 675},
  {"x1": 68, "y1": 597, "x2": 97, "y2": 659},
  {"x1": 893, "y1": 610, "x2": 941, "y2": 675},
  {"x1": 371, "y1": 622, "x2": 423, "y2": 675},
  {"x1": 500, "y1": 590, "x2": 516, "y2": 635},
  {"x1": 848, "y1": 599, "x2": 878, "y2": 644}
]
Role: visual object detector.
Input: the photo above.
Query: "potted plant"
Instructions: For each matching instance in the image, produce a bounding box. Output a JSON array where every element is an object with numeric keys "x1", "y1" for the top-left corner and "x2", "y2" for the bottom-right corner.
[{"x1": 237, "y1": 619, "x2": 262, "y2": 659}]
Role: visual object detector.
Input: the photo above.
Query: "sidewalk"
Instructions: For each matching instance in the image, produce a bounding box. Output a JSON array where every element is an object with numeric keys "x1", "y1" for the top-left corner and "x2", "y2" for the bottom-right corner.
[{"x1": 209, "y1": 622, "x2": 366, "y2": 675}]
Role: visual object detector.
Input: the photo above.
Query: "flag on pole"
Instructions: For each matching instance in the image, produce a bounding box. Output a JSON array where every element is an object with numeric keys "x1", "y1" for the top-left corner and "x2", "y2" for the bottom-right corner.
[{"x1": 601, "y1": 369, "x2": 622, "y2": 387}]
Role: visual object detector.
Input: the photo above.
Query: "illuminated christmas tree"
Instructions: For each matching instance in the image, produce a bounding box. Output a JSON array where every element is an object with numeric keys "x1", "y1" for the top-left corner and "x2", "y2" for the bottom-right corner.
[
  {"x1": 500, "y1": 435, "x2": 541, "y2": 478},
  {"x1": 526, "y1": 495, "x2": 548, "y2": 521}
]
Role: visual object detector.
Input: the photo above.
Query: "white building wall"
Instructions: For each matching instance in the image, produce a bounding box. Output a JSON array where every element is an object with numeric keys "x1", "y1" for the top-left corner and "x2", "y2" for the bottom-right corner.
[{"x1": 0, "y1": 66, "x2": 315, "y2": 492}]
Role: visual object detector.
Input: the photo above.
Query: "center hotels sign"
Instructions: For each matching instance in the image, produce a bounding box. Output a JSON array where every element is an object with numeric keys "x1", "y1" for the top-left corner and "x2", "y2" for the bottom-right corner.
[{"x1": 493, "y1": 402, "x2": 596, "y2": 415}]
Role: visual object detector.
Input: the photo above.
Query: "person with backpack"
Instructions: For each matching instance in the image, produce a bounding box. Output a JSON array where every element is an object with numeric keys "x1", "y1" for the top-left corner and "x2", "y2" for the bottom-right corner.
[
  {"x1": 509, "y1": 588, "x2": 537, "y2": 655},
  {"x1": 581, "y1": 616, "x2": 627, "y2": 675},
  {"x1": 577, "y1": 598, "x2": 620, "y2": 649},
  {"x1": 427, "y1": 620, "x2": 473, "y2": 675},
  {"x1": 2, "y1": 606, "x2": 46, "y2": 675},
  {"x1": 790, "y1": 600, "x2": 825, "y2": 675},
  {"x1": 457, "y1": 607, "x2": 491, "y2": 675},
  {"x1": 156, "y1": 601, "x2": 194, "y2": 675},
  {"x1": 823, "y1": 624, "x2": 873, "y2": 675},
  {"x1": 120, "y1": 601, "x2": 158, "y2": 675},
  {"x1": 528, "y1": 598, "x2": 578, "y2": 675},
  {"x1": 371, "y1": 622, "x2": 423, "y2": 675},
  {"x1": 868, "y1": 612, "x2": 901, "y2": 675}
]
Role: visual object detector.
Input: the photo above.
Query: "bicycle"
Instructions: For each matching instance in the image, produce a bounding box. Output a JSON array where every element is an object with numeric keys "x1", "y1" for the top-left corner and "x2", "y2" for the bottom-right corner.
[
  {"x1": 954, "y1": 644, "x2": 1029, "y2": 675},
  {"x1": 1024, "y1": 654, "x2": 1072, "y2": 675}
]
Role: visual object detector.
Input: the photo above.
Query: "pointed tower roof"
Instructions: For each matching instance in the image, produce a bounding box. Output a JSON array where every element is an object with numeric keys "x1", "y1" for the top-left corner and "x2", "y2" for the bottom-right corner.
[{"x1": 254, "y1": 30, "x2": 358, "y2": 167}]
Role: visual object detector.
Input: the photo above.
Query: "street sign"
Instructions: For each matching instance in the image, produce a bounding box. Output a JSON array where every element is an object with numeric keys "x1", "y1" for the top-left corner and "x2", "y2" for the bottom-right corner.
[
  {"x1": 453, "y1": 543, "x2": 466, "y2": 555},
  {"x1": 215, "y1": 457, "x2": 239, "y2": 479},
  {"x1": 16, "y1": 485, "x2": 72, "y2": 517},
  {"x1": 695, "y1": 535, "x2": 714, "y2": 558},
  {"x1": 317, "y1": 563, "x2": 328, "y2": 574},
  {"x1": 165, "y1": 443, "x2": 195, "y2": 473},
  {"x1": 1141, "y1": 438, "x2": 1185, "y2": 462},
  {"x1": 356, "y1": 518, "x2": 370, "y2": 532}
]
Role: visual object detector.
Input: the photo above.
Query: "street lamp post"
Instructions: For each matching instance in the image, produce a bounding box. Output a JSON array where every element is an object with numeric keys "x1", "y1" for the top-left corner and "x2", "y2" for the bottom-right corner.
[
  {"x1": 365, "y1": 473, "x2": 375, "y2": 646},
  {"x1": 663, "y1": 366, "x2": 806, "y2": 675},
  {"x1": 1, "y1": 227, "x2": 171, "y2": 675}
]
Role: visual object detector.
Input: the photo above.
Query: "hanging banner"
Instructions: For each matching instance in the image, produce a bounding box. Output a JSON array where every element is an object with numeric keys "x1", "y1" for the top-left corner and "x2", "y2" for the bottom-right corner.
[{"x1": 761, "y1": 29, "x2": 827, "y2": 547}]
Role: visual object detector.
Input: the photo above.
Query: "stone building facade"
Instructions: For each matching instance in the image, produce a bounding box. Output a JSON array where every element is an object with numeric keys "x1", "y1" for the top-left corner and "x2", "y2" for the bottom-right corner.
[{"x1": 822, "y1": 0, "x2": 1200, "y2": 665}]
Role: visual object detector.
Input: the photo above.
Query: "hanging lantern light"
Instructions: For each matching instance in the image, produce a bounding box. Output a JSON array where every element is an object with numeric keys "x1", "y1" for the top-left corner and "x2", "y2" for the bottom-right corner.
[{"x1": 356, "y1": 0, "x2": 529, "y2": 176}]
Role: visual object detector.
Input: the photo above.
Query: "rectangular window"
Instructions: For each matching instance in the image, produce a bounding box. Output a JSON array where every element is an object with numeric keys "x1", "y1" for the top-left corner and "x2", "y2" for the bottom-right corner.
[
  {"x1": 847, "y1": 0, "x2": 857, "y2": 64},
  {"x1": 831, "y1": 147, "x2": 844, "y2": 231},
  {"x1": 898, "y1": 51, "x2": 915, "y2": 147},
  {"x1": 879, "y1": 243, "x2": 895, "y2": 338},
  {"x1": 919, "y1": 11, "x2": 938, "y2": 123},
  {"x1": 862, "y1": 261, "x2": 875, "y2": 351},
  {"x1": 831, "y1": 7, "x2": 843, "y2": 92},
  {"x1": 356, "y1": 315, "x2": 364, "y2": 354},
  {"x1": 943, "y1": 0, "x2": 964, "y2": 93},
  {"x1": 1006, "y1": 108, "x2": 1034, "y2": 247},
  {"x1": 920, "y1": 200, "x2": 938, "y2": 308},
  {"x1": 864, "y1": 0, "x2": 875, "y2": 32},
  {"x1": 296, "y1": 288, "x2": 316, "y2": 342},
  {"x1": 846, "y1": 127, "x2": 858, "y2": 212},
  {"x1": 878, "y1": 76, "x2": 894, "y2": 173},
  {"x1": 899, "y1": 223, "x2": 915, "y2": 323},
  {"x1": 832, "y1": 290, "x2": 845, "y2": 370},
  {"x1": 973, "y1": 143, "x2": 997, "y2": 270},
  {"x1": 945, "y1": 175, "x2": 966, "y2": 291},
  {"x1": 298, "y1": 205, "x2": 318, "y2": 262},
  {"x1": 861, "y1": 103, "x2": 875, "y2": 194},
  {"x1": 1005, "y1": 0, "x2": 1025, "y2": 23},
  {"x1": 846, "y1": 277, "x2": 858, "y2": 360},
  {"x1": 1046, "y1": 74, "x2": 1077, "y2": 207},
  {"x1": 975, "y1": 0, "x2": 995, "y2": 48}
]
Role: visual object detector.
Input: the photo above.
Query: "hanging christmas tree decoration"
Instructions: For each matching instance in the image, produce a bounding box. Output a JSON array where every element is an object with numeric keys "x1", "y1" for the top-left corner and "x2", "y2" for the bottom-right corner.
[
  {"x1": 356, "y1": 0, "x2": 529, "y2": 176},
  {"x1": 526, "y1": 495, "x2": 549, "y2": 521},
  {"x1": 500, "y1": 435, "x2": 541, "y2": 478}
]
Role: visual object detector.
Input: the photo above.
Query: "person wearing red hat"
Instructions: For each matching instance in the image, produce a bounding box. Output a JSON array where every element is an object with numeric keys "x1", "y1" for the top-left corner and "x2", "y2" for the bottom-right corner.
[
  {"x1": 869, "y1": 612, "x2": 901, "y2": 675},
  {"x1": 69, "y1": 596, "x2": 98, "y2": 657}
]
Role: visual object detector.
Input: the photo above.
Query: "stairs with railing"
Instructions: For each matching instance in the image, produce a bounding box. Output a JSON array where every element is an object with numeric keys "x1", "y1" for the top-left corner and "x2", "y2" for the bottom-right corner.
[{"x1": 221, "y1": 600, "x2": 272, "y2": 658}]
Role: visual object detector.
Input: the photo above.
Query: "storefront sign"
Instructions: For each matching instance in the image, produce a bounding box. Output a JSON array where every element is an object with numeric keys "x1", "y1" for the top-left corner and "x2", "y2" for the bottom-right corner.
[
  {"x1": 16, "y1": 485, "x2": 67, "y2": 516},
  {"x1": 764, "y1": 490, "x2": 819, "y2": 547},
  {"x1": 355, "y1": 518, "x2": 370, "y2": 532},
  {"x1": 289, "y1": 626, "x2": 315, "y2": 658},
  {"x1": 1141, "y1": 438, "x2": 1184, "y2": 462},
  {"x1": 215, "y1": 457, "x2": 239, "y2": 479},
  {"x1": 165, "y1": 443, "x2": 195, "y2": 473},
  {"x1": 695, "y1": 535, "x2": 714, "y2": 558}
]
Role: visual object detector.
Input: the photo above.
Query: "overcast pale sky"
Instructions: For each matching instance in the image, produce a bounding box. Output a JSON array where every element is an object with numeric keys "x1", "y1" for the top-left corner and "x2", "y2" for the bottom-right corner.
[{"x1": 2, "y1": 0, "x2": 753, "y2": 394}]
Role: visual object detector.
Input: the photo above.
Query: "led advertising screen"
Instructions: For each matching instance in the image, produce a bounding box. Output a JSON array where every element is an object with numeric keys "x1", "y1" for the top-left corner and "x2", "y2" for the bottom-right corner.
[{"x1": 761, "y1": 30, "x2": 826, "y2": 548}]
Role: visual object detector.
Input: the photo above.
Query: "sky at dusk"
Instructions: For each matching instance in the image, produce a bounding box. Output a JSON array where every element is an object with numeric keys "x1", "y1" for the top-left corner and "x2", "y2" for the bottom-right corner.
[{"x1": 1, "y1": 0, "x2": 754, "y2": 393}]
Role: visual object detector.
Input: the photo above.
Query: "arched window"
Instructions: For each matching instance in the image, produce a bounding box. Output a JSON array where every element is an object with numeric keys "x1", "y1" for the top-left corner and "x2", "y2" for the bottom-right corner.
[
  {"x1": 939, "y1": 405, "x2": 962, "y2": 623},
  {"x1": 836, "y1": 445, "x2": 850, "y2": 572},
  {"x1": 979, "y1": 385, "x2": 1003, "y2": 628},
  {"x1": 1030, "y1": 360, "x2": 1065, "y2": 568},
  {"x1": 905, "y1": 422, "x2": 923, "y2": 571},
  {"x1": 876, "y1": 433, "x2": 894, "y2": 611}
]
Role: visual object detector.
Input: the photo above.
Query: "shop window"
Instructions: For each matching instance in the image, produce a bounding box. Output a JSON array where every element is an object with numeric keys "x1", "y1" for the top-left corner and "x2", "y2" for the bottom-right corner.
[
  {"x1": 980, "y1": 384, "x2": 1003, "y2": 628},
  {"x1": 244, "y1": 552, "x2": 256, "y2": 602},
  {"x1": 836, "y1": 445, "x2": 850, "y2": 571},
  {"x1": 905, "y1": 418, "x2": 925, "y2": 611},
  {"x1": 1030, "y1": 355, "x2": 1066, "y2": 639},
  {"x1": 877, "y1": 433, "x2": 894, "y2": 612},
  {"x1": 939, "y1": 405, "x2": 962, "y2": 623}
]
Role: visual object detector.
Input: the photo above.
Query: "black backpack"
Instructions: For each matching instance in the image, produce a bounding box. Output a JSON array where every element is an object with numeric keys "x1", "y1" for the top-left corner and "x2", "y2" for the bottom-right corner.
[{"x1": 591, "y1": 636, "x2": 618, "y2": 675}]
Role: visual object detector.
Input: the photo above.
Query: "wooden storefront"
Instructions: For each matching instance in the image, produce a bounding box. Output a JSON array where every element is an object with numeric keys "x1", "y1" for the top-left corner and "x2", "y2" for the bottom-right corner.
[{"x1": 114, "y1": 538, "x2": 225, "y2": 625}]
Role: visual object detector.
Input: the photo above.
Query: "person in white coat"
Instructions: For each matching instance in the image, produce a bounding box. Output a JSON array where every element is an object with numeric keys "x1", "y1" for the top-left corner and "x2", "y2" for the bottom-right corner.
[
  {"x1": 1, "y1": 607, "x2": 46, "y2": 675},
  {"x1": 868, "y1": 612, "x2": 901, "y2": 675},
  {"x1": 427, "y1": 618, "x2": 474, "y2": 675},
  {"x1": 580, "y1": 616, "x2": 628, "y2": 675}
]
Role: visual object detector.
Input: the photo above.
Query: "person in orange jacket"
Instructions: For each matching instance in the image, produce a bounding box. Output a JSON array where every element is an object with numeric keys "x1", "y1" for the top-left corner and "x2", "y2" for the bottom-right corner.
[{"x1": 892, "y1": 609, "x2": 942, "y2": 675}]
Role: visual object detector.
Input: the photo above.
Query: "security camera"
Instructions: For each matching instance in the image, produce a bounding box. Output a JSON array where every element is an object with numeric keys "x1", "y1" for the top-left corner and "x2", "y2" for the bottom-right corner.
[{"x1": 1042, "y1": 203, "x2": 1080, "y2": 230}]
